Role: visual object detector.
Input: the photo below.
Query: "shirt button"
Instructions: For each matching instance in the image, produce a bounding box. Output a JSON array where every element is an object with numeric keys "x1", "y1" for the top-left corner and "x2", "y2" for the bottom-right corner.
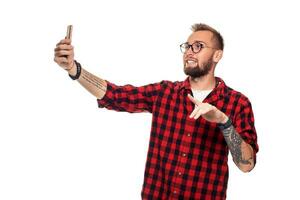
[
  {"x1": 173, "y1": 190, "x2": 177, "y2": 194},
  {"x1": 187, "y1": 133, "x2": 191, "y2": 137},
  {"x1": 182, "y1": 153, "x2": 186, "y2": 157},
  {"x1": 178, "y1": 172, "x2": 182, "y2": 176}
]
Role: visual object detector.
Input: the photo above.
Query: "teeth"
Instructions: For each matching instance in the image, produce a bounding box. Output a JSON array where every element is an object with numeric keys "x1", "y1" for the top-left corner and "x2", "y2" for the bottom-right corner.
[{"x1": 187, "y1": 60, "x2": 196, "y2": 64}]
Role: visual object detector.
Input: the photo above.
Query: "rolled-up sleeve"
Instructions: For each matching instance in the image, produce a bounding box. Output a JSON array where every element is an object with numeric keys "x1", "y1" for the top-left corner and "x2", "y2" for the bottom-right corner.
[
  {"x1": 97, "y1": 80, "x2": 165, "y2": 113},
  {"x1": 233, "y1": 99, "x2": 259, "y2": 160}
]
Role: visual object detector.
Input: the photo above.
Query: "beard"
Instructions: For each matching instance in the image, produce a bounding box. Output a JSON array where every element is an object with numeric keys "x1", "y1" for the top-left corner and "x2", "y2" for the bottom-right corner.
[{"x1": 184, "y1": 58, "x2": 214, "y2": 79}]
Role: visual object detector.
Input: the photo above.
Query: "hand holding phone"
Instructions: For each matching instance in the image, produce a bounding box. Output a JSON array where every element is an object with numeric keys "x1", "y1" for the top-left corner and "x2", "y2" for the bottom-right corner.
[{"x1": 54, "y1": 25, "x2": 75, "y2": 71}]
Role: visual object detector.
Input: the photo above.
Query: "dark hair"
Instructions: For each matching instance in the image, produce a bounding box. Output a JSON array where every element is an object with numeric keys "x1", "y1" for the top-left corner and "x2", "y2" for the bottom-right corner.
[{"x1": 191, "y1": 23, "x2": 224, "y2": 50}]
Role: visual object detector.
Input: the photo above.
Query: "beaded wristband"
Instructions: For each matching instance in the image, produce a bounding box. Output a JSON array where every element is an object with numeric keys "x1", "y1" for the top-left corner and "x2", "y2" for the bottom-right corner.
[
  {"x1": 217, "y1": 118, "x2": 232, "y2": 131},
  {"x1": 68, "y1": 60, "x2": 81, "y2": 80}
]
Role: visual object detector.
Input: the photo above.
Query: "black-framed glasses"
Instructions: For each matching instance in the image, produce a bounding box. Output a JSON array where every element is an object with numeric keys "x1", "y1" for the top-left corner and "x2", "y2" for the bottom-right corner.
[{"x1": 180, "y1": 41, "x2": 217, "y2": 54}]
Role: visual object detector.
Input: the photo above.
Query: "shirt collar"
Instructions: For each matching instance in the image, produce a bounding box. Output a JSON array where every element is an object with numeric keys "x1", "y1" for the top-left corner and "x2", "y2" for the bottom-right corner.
[{"x1": 179, "y1": 76, "x2": 226, "y2": 103}]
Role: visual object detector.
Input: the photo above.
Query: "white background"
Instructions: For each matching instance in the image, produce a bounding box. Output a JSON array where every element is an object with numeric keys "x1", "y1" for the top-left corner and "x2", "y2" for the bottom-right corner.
[{"x1": 0, "y1": 0, "x2": 299, "y2": 199}]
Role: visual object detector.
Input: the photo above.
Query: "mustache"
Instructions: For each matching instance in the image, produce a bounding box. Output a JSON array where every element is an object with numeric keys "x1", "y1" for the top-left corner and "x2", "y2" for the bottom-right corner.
[{"x1": 184, "y1": 58, "x2": 198, "y2": 63}]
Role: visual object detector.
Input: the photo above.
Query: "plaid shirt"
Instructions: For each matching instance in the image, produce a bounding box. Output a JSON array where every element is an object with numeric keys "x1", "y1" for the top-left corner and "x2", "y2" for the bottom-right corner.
[{"x1": 97, "y1": 77, "x2": 258, "y2": 200}]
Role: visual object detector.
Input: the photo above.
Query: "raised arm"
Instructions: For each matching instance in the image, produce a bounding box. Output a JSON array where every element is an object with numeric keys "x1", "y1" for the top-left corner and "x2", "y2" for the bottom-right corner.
[
  {"x1": 54, "y1": 38, "x2": 164, "y2": 113},
  {"x1": 54, "y1": 38, "x2": 107, "y2": 99}
]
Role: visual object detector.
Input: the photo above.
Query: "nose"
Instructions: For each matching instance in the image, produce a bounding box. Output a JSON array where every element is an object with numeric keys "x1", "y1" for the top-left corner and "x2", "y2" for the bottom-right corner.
[{"x1": 185, "y1": 46, "x2": 194, "y2": 57}]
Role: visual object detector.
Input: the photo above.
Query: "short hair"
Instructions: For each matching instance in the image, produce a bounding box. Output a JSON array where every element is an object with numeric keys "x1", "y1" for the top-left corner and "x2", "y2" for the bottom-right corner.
[{"x1": 191, "y1": 23, "x2": 224, "y2": 50}]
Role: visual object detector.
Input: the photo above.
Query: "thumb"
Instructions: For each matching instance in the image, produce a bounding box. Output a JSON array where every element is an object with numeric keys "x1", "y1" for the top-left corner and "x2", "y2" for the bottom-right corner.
[{"x1": 187, "y1": 94, "x2": 199, "y2": 105}]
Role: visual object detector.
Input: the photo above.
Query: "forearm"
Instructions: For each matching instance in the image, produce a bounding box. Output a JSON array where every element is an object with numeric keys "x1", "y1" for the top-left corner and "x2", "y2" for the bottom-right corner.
[
  {"x1": 222, "y1": 124, "x2": 255, "y2": 172},
  {"x1": 186, "y1": 96, "x2": 256, "y2": 172},
  {"x1": 68, "y1": 64, "x2": 107, "y2": 99},
  {"x1": 54, "y1": 39, "x2": 107, "y2": 100}
]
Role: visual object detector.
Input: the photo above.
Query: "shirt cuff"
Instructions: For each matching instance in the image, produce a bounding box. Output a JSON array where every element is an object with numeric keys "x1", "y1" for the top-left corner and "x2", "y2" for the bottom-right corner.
[{"x1": 97, "y1": 80, "x2": 115, "y2": 108}]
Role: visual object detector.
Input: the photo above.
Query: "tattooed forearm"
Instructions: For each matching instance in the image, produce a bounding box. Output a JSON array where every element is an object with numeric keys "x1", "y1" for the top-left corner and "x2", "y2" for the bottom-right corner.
[
  {"x1": 222, "y1": 126, "x2": 253, "y2": 166},
  {"x1": 81, "y1": 69, "x2": 106, "y2": 92},
  {"x1": 75, "y1": 67, "x2": 107, "y2": 99}
]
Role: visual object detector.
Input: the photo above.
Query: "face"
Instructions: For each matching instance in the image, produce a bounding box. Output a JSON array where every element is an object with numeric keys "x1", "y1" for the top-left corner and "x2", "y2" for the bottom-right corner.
[{"x1": 183, "y1": 31, "x2": 220, "y2": 78}]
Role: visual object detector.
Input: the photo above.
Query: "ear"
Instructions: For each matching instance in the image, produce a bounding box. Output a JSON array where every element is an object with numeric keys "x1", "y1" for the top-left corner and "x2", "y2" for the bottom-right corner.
[{"x1": 213, "y1": 50, "x2": 223, "y2": 63}]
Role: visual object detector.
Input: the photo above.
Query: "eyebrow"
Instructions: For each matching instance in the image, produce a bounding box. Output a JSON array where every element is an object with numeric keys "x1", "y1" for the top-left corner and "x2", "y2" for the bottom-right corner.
[{"x1": 188, "y1": 40, "x2": 208, "y2": 45}]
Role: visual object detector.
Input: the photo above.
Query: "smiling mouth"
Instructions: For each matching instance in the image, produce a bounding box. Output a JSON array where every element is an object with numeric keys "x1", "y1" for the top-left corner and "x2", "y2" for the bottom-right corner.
[{"x1": 185, "y1": 59, "x2": 198, "y2": 67}]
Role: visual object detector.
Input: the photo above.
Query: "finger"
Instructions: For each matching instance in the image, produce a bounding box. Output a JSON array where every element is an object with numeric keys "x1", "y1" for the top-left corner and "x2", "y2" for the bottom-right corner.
[
  {"x1": 55, "y1": 44, "x2": 73, "y2": 51},
  {"x1": 54, "y1": 56, "x2": 68, "y2": 64},
  {"x1": 56, "y1": 39, "x2": 71, "y2": 46},
  {"x1": 187, "y1": 94, "x2": 199, "y2": 106},
  {"x1": 189, "y1": 106, "x2": 198, "y2": 118},
  {"x1": 194, "y1": 109, "x2": 204, "y2": 119},
  {"x1": 54, "y1": 56, "x2": 68, "y2": 63},
  {"x1": 61, "y1": 38, "x2": 71, "y2": 44},
  {"x1": 189, "y1": 106, "x2": 201, "y2": 118},
  {"x1": 55, "y1": 50, "x2": 73, "y2": 57}
]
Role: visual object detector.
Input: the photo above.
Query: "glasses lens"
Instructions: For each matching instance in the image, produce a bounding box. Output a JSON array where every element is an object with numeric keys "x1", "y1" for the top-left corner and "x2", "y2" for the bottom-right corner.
[
  {"x1": 192, "y1": 42, "x2": 203, "y2": 53},
  {"x1": 180, "y1": 43, "x2": 189, "y2": 53}
]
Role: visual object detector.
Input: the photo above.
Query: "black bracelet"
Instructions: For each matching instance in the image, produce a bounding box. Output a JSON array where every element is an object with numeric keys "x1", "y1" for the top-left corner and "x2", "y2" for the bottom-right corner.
[
  {"x1": 217, "y1": 118, "x2": 232, "y2": 131},
  {"x1": 69, "y1": 60, "x2": 82, "y2": 80}
]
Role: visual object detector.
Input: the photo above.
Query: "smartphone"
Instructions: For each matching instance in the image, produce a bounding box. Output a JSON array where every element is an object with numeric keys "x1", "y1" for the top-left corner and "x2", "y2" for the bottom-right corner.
[{"x1": 66, "y1": 25, "x2": 73, "y2": 40}]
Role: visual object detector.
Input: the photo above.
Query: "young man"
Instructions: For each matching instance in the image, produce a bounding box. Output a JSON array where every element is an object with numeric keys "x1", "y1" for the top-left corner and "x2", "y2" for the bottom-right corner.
[{"x1": 54, "y1": 23, "x2": 258, "y2": 199}]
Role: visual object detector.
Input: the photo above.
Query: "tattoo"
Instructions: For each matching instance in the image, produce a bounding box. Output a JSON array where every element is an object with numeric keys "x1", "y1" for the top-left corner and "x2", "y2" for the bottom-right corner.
[
  {"x1": 81, "y1": 69, "x2": 106, "y2": 92},
  {"x1": 222, "y1": 126, "x2": 252, "y2": 165}
]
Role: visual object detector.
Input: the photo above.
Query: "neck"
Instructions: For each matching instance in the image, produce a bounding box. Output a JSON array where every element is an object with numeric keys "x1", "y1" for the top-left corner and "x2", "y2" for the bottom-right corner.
[{"x1": 189, "y1": 74, "x2": 216, "y2": 90}]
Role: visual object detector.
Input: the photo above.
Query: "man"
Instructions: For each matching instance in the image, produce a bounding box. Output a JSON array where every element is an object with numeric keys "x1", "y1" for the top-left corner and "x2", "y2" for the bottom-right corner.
[{"x1": 54, "y1": 23, "x2": 258, "y2": 199}]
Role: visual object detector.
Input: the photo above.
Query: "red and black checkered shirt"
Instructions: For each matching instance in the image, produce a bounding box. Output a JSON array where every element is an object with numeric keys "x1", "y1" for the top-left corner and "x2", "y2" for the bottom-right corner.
[{"x1": 97, "y1": 77, "x2": 258, "y2": 200}]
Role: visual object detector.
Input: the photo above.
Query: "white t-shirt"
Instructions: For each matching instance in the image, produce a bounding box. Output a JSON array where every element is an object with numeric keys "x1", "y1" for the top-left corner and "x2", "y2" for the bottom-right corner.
[{"x1": 191, "y1": 89, "x2": 213, "y2": 102}]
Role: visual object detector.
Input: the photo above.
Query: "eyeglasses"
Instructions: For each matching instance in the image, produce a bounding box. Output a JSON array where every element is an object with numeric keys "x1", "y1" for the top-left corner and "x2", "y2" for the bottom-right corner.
[{"x1": 180, "y1": 41, "x2": 217, "y2": 54}]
